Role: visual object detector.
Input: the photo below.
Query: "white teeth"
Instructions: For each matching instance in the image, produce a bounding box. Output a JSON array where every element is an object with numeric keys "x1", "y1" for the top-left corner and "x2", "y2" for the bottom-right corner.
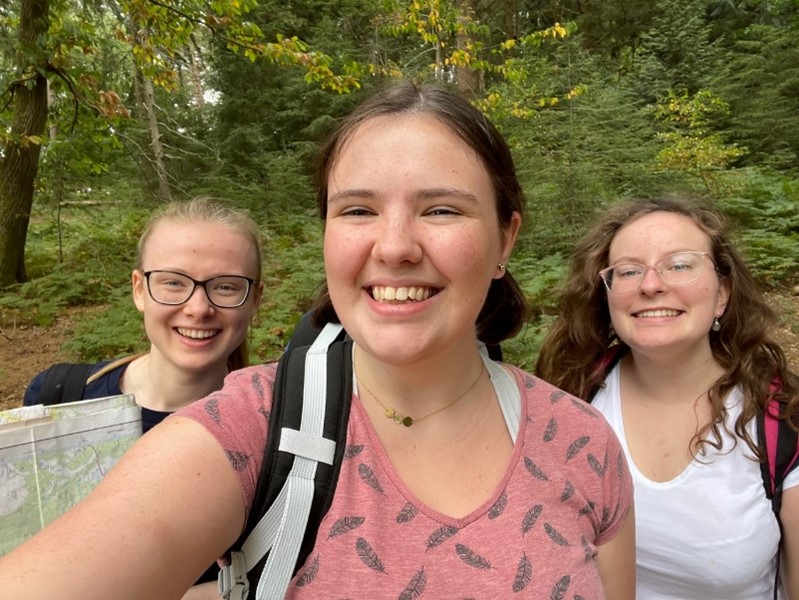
[
  {"x1": 636, "y1": 309, "x2": 680, "y2": 318},
  {"x1": 371, "y1": 286, "x2": 433, "y2": 303},
  {"x1": 177, "y1": 328, "x2": 218, "y2": 339}
]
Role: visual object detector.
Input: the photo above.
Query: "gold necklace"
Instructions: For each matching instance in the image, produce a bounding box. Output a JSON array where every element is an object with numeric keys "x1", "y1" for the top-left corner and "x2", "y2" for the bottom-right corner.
[{"x1": 357, "y1": 360, "x2": 486, "y2": 427}]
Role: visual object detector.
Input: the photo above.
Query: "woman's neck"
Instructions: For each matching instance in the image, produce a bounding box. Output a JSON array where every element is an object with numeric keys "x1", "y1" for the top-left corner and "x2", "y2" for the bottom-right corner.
[
  {"x1": 622, "y1": 345, "x2": 725, "y2": 406},
  {"x1": 120, "y1": 352, "x2": 228, "y2": 413}
]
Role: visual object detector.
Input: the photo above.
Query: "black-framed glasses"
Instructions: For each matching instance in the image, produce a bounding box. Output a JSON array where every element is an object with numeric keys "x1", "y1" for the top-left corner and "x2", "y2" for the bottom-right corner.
[
  {"x1": 599, "y1": 251, "x2": 712, "y2": 294},
  {"x1": 144, "y1": 270, "x2": 255, "y2": 308}
]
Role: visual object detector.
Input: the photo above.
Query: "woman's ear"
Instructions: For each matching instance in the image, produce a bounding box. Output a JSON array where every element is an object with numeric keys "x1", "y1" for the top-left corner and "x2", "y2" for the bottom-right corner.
[
  {"x1": 495, "y1": 211, "x2": 522, "y2": 279},
  {"x1": 131, "y1": 270, "x2": 146, "y2": 313},
  {"x1": 716, "y1": 276, "x2": 731, "y2": 318}
]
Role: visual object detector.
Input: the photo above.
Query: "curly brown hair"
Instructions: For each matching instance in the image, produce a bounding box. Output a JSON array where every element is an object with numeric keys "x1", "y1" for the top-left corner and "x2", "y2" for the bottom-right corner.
[{"x1": 535, "y1": 196, "x2": 799, "y2": 459}]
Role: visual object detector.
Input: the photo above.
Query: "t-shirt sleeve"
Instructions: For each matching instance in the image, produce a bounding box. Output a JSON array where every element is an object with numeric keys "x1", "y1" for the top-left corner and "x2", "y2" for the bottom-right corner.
[
  {"x1": 593, "y1": 411, "x2": 634, "y2": 546},
  {"x1": 175, "y1": 363, "x2": 278, "y2": 521}
]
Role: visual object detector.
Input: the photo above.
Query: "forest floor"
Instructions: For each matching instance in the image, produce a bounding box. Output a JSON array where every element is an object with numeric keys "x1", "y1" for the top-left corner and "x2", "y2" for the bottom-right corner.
[{"x1": 1, "y1": 293, "x2": 798, "y2": 413}]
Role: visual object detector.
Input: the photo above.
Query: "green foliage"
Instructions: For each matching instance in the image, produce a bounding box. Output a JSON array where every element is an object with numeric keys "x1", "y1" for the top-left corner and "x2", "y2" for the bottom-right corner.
[
  {"x1": 716, "y1": 170, "x2": 799, "y2": 285},
  {"x1": 5, "y1": 0, "x2": 799, "y2": 371}
]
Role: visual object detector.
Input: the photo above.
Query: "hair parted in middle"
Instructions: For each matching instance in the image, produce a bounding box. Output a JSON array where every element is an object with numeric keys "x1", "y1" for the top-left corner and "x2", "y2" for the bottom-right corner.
[{"x1": 310, "y1": 79, "x2": 528, "y2": 345}]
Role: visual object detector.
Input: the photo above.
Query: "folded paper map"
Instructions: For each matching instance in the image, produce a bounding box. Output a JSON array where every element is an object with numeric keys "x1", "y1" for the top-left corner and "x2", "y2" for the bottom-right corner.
[{"x1": 0, "y1": 395, "x2": 141, "y2": 555}]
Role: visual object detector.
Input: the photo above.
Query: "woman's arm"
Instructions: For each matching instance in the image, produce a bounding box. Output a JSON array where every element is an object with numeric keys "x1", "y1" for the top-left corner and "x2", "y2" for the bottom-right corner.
[
  {"x1": 595, "y1": 507, "x2": 636, "y2": 600},
  {"x1": 0, "y1": 416, "x2": 244, "y2": 600},
  {"x1": 781, "y1": 486, "x2": 799, "y2": 600}
]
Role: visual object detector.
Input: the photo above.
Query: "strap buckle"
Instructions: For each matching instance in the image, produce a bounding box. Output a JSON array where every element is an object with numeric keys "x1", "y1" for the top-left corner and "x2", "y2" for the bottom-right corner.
[{"x1": 218, "y1": 552, "x2": 249, "y2": 600}]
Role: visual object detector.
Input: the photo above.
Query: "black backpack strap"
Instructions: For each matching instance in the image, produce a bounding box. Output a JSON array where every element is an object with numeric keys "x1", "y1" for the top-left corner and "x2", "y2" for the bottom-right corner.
[
  {"x1": 37, "y1": 363, "x2": 95, "y2": 406},
  {"x1": 219, "y1": 322, "x2": 352, "y2": 600}
]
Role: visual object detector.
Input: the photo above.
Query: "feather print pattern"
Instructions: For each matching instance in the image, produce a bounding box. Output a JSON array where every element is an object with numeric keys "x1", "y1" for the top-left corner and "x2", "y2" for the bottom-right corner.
[
  {"x1": 398, "y1": 568, "x2": 427, "y2": 599},
  {"x1": 543, "y1": 416, "x2": 558, "y2": 442},
  {"x1": 225, "y1": 449, "x2": 250, "y2": 471},
  {"x1": 569, "y1": 397, "x2": 598, "y2": 417},
  {"x1": 577, "y1": 500, "x2": 596, "y2": 519},
  {"x1": 512, "y1": 553, "x2": 532, "y2": 592},
  {"x1": 204, "y1": 398, "x2": 221, "y2": 424},
  {"x1": 344, "y1": 444, "x2": 365, "y2": 460},
  {"x1": 355, "y1": 537, "x2": 386, "y2": 573},
  {"x1": 328, "y1": 516, "x2": 366, "y2": 539},
  {"x1": 587, "y1": 451, "x2": 608, "y2": 477},
  {"x1": 549, "y1": 390, "x2": 566, "y2": 403},
  {"x1": 521, "y1": 504, "x2": 543, "y2": 536},
  {"x1": 454, "y1": 544, "x2": 492, "y2": 569},
  {"x1": 357, "y1": 463, "x2": 385, "y2": 494},
  {"x1": 544, "y1": 523, "x2": 570, "y2": 546},
  {"x1": 565, "y1": 436, "x2": 590, "y2": 461},
  {"x1": 580, "y1": 536, "x2": 594, "y2": 562},
  {"x1": 524, "y1": 456, "x2": 550, "y2": 481},
  {"x1": 560, "y1": 480, "x2": 575, "y2": 502},
  {"x1": 257, "y1": 407, "x2": 270, "y2": 423},
  {"x1": 550, "y1": 575, "x2": 571, "y2": 600},
  {"x1": 251, "y1": 372, "x2": 266, "y2": 400},
  {"x1": 488, "y1": 490, "x2": 507, "y2": 520},
  {"x1": 295, "y1": 555, "x2": 319, "y2": 587},
  {"x1": 396, "y1": 502, "x2": 419, "y2": 524},
  {"x1": 524, "y1": 375, "x2": 536, "y2": 389},
  {"x1": 426, "y1": 525, "x2": 459, "y2": 551}
]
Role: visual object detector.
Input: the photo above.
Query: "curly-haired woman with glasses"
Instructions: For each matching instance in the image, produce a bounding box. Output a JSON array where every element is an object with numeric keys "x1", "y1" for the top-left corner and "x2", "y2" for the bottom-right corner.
[{"x1": 537, "y1": 196, "x2": 799, "y2": 599}]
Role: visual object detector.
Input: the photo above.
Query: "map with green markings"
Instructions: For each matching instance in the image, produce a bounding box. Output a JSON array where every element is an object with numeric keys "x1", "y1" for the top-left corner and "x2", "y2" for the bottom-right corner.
[{"x1": 0, "y1": 395, "x2": 140, "y2": 556}]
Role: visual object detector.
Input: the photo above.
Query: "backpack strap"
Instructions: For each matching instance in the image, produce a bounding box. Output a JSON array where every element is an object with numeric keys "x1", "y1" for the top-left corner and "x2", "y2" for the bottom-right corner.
[
  {"x1": 38, "y1": 363, "x2": 96, "y2": 406},
  {"x1": 587, "y1": 345, "x2": 626, "y2": 402},
  {"x1": 219, "y1": 321, "x2": 352, "y2": 600},
  {"x1": 758, "y1": 377, "x2": 799, "y2": 515}
]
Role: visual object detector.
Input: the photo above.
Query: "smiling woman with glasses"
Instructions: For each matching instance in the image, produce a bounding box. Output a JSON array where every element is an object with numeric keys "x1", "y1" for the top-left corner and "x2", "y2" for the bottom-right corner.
[
  {"x1": 22, "y1": 196, "x2": 264, "y2": 594},
  {"x1": 537, "y1": 197, "x2": 799, "y2": 600}
]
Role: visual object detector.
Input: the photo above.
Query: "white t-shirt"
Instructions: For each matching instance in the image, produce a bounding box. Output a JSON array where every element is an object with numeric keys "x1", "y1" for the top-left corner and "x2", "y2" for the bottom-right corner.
[{"x1": 593, "y1": 363, "x2": 799, "y2": 599}]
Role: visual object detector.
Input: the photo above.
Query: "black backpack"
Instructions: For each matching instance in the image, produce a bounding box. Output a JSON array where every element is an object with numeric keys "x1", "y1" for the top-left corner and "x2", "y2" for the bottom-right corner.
[{"x1": 34, "y1": 355, "x2": 140, "y2": 406}]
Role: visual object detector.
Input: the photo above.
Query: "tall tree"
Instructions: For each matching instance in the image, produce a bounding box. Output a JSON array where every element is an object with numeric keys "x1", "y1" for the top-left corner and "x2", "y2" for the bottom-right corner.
[{"x1": 0, "y1": 0, "x2": 49, "y2": 286}]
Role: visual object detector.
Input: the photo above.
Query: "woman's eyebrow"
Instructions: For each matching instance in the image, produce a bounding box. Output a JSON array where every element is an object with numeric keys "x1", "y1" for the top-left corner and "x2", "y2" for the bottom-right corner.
[{"x1": 327, "y1": 189, "x2": 375, "y2": 204}]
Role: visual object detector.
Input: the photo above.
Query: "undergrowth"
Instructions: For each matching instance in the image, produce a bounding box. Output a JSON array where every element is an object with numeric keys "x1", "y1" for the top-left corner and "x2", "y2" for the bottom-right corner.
[{"x1": 3, "y1": 165, "x2": 797, "y2": 369}]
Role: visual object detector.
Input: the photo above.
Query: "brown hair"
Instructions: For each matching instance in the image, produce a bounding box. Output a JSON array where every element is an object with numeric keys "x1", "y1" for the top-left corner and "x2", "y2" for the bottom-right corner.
[
  {"x1": 310, "y1": 79, "x2": 527, "y2": 345},
  {"x1": 136, "y1": 196, "x2": 262, "y2": 370},
  {"x1": 536, "y1": 196, "x2": 799, "y2": 458}
]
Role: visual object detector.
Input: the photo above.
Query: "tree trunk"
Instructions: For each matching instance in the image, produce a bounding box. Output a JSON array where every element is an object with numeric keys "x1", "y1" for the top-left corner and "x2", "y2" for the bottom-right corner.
[
  {"x1": 456, "y1": 0, "x2": 480, "y2": 97},
  {"x1": 0, "y1": 0, "x2": 50, "y2": 287},
  {"x1": 142, "y1": 75, "x2": 172, "y2": 202}
]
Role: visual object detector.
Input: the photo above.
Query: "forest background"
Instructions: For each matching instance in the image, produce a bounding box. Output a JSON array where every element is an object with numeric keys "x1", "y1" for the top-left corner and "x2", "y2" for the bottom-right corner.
[{"x1": 1, "y1": 0, "x2": 798, "y2": 409}]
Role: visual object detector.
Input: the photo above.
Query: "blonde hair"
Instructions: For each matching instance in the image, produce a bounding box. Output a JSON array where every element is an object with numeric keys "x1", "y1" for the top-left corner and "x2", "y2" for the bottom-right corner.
[{"x1": 136, "y1": 196, "x2": 262, "y2": 370}]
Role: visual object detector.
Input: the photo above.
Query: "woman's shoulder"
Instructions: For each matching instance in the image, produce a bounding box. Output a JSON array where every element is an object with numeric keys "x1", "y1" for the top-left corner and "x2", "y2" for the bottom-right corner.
[
  {"x1": 23, "y1": 359, "x2": 120, "y2": 406},
  {"x1": 504, "y1": 363, "x2": 609, "y2": 423}
]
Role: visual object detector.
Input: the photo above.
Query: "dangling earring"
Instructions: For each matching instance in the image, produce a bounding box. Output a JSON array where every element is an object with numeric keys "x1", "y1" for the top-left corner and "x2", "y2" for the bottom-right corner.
[
  {"x1": 711, "y1": 316, "x2": 721, "y2": 332},
  {"x1": 497, "y1": 263, "x2": 506, "y2": 275}
]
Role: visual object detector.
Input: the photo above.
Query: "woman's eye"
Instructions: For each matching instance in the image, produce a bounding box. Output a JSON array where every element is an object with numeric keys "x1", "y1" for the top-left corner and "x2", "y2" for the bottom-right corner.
[
  {"x1": 340, "y1": 207, "x2": 374, "y2": 217},
  {"x1": 615, "y1": 266, "x2": 642, "y2": 278},
  {"x1": 425, "y1": 207, "x2": 460, "y2": 216}
]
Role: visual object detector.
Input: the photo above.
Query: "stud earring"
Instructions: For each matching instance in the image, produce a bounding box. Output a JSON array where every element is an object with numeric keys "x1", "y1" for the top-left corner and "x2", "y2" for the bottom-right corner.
[
  {"x1": 497, "y1": 263, "x2": 506, "y2": 274},
  {"x1": 711, "y1": 316, "x2": 721, "y2": 332}
]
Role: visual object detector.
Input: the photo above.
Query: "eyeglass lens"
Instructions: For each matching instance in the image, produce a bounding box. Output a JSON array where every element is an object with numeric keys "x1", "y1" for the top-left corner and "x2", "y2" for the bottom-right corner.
[
  {"x1": 146, "y1": 271, "x2": 251, "y2": 307},
  {"x1": 602, "y1": 252, "x2": 707, "y2": 293}
]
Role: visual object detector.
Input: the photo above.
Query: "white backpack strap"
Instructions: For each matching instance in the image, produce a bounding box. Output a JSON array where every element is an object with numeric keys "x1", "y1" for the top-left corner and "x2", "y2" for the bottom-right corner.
[{"x1": 219, "y1": 323, "x2": 343, "y2": 600}]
